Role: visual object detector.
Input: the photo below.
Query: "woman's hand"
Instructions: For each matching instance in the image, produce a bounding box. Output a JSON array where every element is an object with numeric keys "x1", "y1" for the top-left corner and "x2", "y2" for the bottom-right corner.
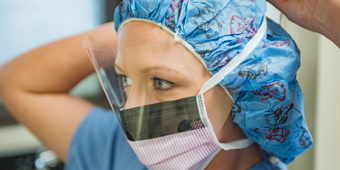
[{"x1": 268, "y1": 0, "x2": 340, "y2": 47}]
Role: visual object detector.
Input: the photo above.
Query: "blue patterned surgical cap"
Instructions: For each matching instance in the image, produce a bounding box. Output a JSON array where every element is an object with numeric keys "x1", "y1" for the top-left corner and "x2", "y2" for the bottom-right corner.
[{"x1": 114, "y1": 0, "x2": 313, "y2": 164}]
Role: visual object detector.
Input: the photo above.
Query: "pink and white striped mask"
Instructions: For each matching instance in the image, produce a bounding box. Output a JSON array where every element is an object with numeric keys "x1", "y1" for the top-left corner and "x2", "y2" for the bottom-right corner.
[
  {"x1": 128, "y1": 127, "x2": 219, "y2": 170},
  {"x1": 128, "y1": 126, "x2": 253, "y2": 170}
]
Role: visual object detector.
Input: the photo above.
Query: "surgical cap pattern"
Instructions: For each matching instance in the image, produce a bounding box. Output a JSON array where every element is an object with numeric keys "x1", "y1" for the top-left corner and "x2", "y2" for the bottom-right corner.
[{"x1": 114, "y1": 0, "x2": 313, "y2": 164}]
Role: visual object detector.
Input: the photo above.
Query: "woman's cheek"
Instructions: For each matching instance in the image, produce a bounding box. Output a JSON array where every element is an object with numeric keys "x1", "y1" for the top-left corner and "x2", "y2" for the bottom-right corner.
[{"x1": 204, "y1": 85, "x2": 234, "y2": 138}]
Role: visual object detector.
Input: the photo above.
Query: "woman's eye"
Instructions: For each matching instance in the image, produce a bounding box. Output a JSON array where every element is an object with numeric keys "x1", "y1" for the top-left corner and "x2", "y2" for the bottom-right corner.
[
  {"x1": 120, "y1": 75, "x2": 132, "y2": 100},
  {"x1": 122, "y1": 75, "x2": 132, "y2": 87},
  {"x1": 152, "y1": 77, "x2": 174, "y2": 91}
]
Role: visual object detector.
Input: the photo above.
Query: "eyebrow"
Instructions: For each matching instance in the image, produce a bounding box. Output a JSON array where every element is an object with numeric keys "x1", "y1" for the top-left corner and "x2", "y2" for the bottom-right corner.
[
  {"x1": 115, "y1": 64, "x2": 181, "y2": 75},
  {"x1": 115, "y1": 64, "x2": 124, "y2": 73},
  {"x1": 140, "y1": 66, "x2": 181, "y2": 74},
  {"x1": 115, "y1": 64, "x2": 190, "y2": 85}
]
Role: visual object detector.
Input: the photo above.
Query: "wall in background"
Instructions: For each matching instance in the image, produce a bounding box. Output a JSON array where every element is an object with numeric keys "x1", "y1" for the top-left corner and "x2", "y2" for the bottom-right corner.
[
  {"x1": 0, "y1": 0, "x2": 104, "y2": 65},
  {"x1": 314, "y1": 35, "x2": 340, "y2": 170}
]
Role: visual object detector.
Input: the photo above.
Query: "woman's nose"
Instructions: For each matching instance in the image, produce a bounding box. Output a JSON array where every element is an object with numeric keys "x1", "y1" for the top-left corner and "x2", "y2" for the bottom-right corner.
[{"x1": 123, "y1": 88, "x2": 146, "y2": 110}]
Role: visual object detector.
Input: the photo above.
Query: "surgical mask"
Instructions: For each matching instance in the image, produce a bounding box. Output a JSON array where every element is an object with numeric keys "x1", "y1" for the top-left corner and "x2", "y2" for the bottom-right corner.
[{"x1": 84, "y1": 18, "x2": 267, "y2": 170}]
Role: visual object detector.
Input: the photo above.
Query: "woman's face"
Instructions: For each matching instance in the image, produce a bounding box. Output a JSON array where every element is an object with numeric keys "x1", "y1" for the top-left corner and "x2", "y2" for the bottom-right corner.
[{"x1": 115, "y1": 21, "x2": 240, "y2": 142}]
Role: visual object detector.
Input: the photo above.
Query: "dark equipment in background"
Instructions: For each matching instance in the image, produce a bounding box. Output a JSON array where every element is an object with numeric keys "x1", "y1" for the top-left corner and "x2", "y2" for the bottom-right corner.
[{"x1": 0, "y1": 148, "x2": 64, "y2": 170}]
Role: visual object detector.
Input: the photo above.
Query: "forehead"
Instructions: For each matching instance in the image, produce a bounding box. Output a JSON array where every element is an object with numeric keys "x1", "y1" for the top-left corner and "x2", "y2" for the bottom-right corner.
[
  {"x1": 118, "y1": 21, "x2": 174, "y2": 48},
  {"x1": 116, "y1": 43, "x2": 187, "y2": 72},
  {"x1": 116, "y1": 21, "x2": 203, "y2": 71}
]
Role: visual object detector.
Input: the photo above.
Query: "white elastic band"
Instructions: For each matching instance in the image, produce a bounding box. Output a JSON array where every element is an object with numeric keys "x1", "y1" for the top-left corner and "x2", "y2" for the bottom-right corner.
[
  {"x1": 196, "y1": 18, "x2": 267, "y2": 150},
  {"x1": 197, "y1": 93, "x2": 254, "y2": 150},
  {"x1": 174, "y1": 28, "x2": 181, "y2": 42},
  {"x1": 198, "y1": 18, "x2": 267, "y2": 95}
]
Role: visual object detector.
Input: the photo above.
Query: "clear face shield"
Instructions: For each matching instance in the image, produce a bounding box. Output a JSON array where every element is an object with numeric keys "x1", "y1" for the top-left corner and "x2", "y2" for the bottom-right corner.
[{"x1": 83, "y1": 35, "x2": 237, "y2": 142}]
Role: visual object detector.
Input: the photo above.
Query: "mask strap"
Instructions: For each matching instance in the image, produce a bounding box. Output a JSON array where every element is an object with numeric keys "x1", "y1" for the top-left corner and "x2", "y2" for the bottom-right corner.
[
  {"x1": 197, "y1": 18, "x2": 267, "y2": 150},
  {"x1": 197, "y1": 94, "x2": 254, "y2": 150},
  {"x1": 198, "y1": 18, "x2": 267, "y2": 95}
]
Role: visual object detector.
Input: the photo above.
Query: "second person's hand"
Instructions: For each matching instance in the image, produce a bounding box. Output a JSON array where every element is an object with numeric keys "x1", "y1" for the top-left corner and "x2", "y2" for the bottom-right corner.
[
  {"x1": 267, "y1": 0, "x2": 340, "y2": 48},
  {"x1": 267, "y1": 0, "x2": 328, "y2": 33}
]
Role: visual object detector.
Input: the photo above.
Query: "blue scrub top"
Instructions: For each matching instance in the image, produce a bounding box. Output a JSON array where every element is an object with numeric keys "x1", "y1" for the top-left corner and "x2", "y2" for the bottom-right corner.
[{"x1": 65, "y1": 107, "x2": 287, "y2": 170}]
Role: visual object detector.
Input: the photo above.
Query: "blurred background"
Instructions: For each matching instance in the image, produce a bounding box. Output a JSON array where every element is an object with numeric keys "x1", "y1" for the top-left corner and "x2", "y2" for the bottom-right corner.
[
  {"x1": 0, "y1": 0, "x2": 339, "y2": 170},
  {"x1": 0, "y1": 0, "x2": 116, "y2": 169}
]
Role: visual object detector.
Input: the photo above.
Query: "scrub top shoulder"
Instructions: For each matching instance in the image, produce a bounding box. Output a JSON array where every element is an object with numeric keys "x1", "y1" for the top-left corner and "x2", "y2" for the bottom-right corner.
[
  {"x1": 65, "y1": 107, "x2": 287, "y2": 170},
  {"x1": 65, "y1": 107, "x2": 147, "y2": 170}
]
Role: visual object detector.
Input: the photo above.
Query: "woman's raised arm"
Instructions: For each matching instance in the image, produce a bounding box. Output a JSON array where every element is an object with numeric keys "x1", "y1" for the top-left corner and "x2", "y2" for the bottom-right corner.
[{"x1": 0, "y1": 22, "x2": 117, "y2": 162}]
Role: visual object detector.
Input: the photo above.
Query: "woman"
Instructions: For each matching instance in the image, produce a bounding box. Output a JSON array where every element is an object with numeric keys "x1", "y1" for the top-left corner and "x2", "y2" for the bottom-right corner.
[{"x1": 3, "y1": 0, "x2": 336, "y2": 169}]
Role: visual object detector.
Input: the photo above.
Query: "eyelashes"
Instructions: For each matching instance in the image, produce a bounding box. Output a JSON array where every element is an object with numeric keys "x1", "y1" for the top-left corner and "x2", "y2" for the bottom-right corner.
[
  {"x1": 120, "y1": 75, "x2": 175, "y2": 92},
  {"x1": 151, "y1": 77, "x2": 175, "y2": 92},
  {"x1": 122, "y1": 75, "x2": 132, "y2": 87}
]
